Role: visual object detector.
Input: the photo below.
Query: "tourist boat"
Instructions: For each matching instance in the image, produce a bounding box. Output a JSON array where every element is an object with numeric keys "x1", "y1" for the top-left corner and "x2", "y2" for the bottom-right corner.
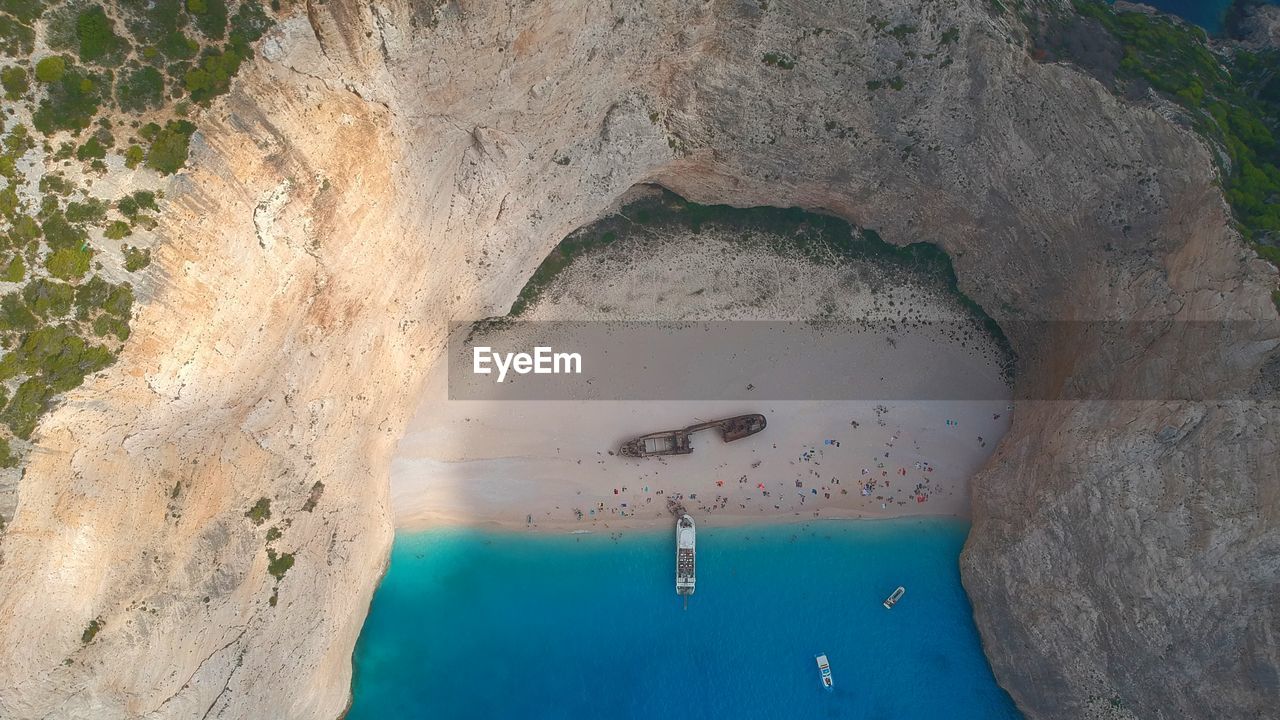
[
  {"x1": 883, "y1": 586, "x2": 905, "y2": 609},
  {"x1": 815, "y1": 654, "x2": 833, "y2": 689},
  {"x1": 676, "y1": 514, "x2": 696, "y2": 605},
  {"x1": 619, "y1": 414, "x2": 767, "y2": 458}
]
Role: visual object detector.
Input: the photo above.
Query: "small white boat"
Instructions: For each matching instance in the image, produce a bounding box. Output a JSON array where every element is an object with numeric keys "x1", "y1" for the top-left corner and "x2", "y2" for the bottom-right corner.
[
  {"x1": 815, "y1": 654, "x2": 833, "y2": 689},
  {"x1": 883, "y1": 586, "x2": 905, "y2": 609}
]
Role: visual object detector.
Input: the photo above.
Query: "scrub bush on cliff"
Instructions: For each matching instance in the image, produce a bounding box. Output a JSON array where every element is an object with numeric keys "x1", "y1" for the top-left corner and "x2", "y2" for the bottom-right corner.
[
  {"x1": 144, "y1": 120, "x2": 195, "y2": 174},
  {"x1": 32, "y1": 63, "x2": 104, "y2": 134}
]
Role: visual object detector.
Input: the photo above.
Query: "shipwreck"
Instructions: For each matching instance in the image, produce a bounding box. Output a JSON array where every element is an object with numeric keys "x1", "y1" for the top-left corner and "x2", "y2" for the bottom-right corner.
[{"x1": 617, "y1": 414, "x2": 767, "y2": 458}]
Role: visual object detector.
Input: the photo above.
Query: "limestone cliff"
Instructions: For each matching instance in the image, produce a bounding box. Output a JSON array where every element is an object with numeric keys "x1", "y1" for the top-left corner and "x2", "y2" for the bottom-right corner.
[{"x1": 0, "y1": 1, "x2": 1275, "y2": 719}]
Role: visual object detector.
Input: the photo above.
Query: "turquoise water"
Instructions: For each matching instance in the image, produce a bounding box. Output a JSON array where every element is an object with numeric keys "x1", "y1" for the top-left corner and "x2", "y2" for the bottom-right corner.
[{"x1": 348, "y1": 520, "x2": 1022, "y2": 720}]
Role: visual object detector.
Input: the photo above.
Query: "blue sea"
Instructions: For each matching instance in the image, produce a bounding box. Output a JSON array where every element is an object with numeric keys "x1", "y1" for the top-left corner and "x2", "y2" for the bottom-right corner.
[
  {"x1": 348, "y1": 520, "x2": 1022, "y2": 720},
  {"x1": 1122, "y1": 0, "x2": 1277, "y2": 33}
]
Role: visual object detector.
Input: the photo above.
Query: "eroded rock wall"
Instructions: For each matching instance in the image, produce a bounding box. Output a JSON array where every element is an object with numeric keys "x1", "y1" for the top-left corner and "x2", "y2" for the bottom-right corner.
[{"x1": 0, "y1": 1, "x2": 1274, "y2": 718}]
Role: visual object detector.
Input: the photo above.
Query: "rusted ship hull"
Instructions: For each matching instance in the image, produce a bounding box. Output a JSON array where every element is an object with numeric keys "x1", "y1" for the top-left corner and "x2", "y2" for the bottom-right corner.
[{"x1": 618, "y1": 413, "x2": 766, "y2": 458}]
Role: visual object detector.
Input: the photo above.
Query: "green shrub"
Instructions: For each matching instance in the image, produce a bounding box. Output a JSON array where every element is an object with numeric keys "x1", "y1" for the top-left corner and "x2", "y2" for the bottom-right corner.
[
  {"x1": 159, "y1": 29, "x2": 199, "y2": 60},
  {"x1": 43, "y1": 1, "x2": 80, "y2": 52},
  {"x1": 73, "y1": 276, "x2": 107, "y2": 317},
  {"x1": 76, "y1": 5, "x2": 127, "y2": 64},
  {"x1": 184, "y1": 48, "x2": 242, "y2": 103},
  {"x1": 0, "y1": 14, "x2": 36, "y2": 57},
  {"x1": 8, "y1": 214, "x2": 39, "y2": 242},
  {"x1": 1256, "y1": 243, "x2": 1280, "y2": 267},
  {"x1": 118, "y1": 190, "x2": 157, "y2": 219},
  {"x1": 0, "y1": 436, "x2": 18, "y2": 468},
  {"x1": 80, "y1": 618, "x2": 102, "y2": 644},
  {"x1": 116, "y1": 197, "x2": 138, "y2": 219},
  {"x1": 104, "y1": 220, "x2": 131, "y2": 240},
  {"x1": 0, "y1": 0, "x2": 44, "y2": 24},
  {"x1": 144, "y1": 119, "x2": 195, "y2": 174},
  {"x1": 22, "y1": 279, "x2": 74, "y2": 318},
  {"x1": 75, "y1": 136, "x2": 107, "y2": 161},
  {"x1": 32, "y1": 65, "x2": 103, "y2": 134},
  {"x1": 91, "y1": 313, "x2": 129, "y2": 340},
  {"x1": 0, "y1": 292, "x2": 36, "y2": 331},
  {"x1": 0, "y1": 325, "x2": 115, "y2": 437},
  {"x1": 119, "y1": 0, "x2": 183, "y2": 44},
  {"x1": 123, "y1": 244, "x2": 150, "y2": 270},
  {"x1": 189, "y1": 0, "x2": 228, "y2": 40},
  {"x1": 73, "y1": 276, "x2": 133, "y2": 319},
  {"x1": 117, "y1": 65, "x2": 164, "y2": 112},
  {"x1": 45, "y1": 247, "x2": 92, "y2": 280},
  {"x1": 123, "y1": 144, "x2": 144, "y2": 168},
  {"x1": 39, "y1": 174, "x2": 73, "y2": 197},
  {"x1": 246, "y1": 496, "x2": 271, "y2": 525},
  {"x1": 266, "y1": 548, "x2": 294, "y2": 580},
  {"x1": 2, "y1": 254, "x2": 24, "y2": 282},
  {"x1": 1, "y1": 66, "x2": 29, "y2": 100},
  {"x1": 34, "y1": 56, "x2": 66, "y2": 84},
  {"x1": 0, "y1": 187, "x2": 17, "y2": 218},
  {"x1": 40, "y1": 213, "x2": 87, "y2": 251},
  {"x1": 3, "y1": 378, "x2": 51, "y2": 439},
  {"x1": 761, "y1": 52, "x2": 796, "y2": 69},
  {"x1": 65, "y1": 198, "x2": 107, "y2": 224},
  {"x1": 1, "y1": 324, "x2": 115, "y2": 389},
  {"x1": 231, "y1": 1, "x2": 272, "y2": 46},
  {"x1": 888, "y1": 24, "x2": 917, "y2": 40},
  {"x1": 102, "y1": 282, "x2": 133, "y2": 318}
]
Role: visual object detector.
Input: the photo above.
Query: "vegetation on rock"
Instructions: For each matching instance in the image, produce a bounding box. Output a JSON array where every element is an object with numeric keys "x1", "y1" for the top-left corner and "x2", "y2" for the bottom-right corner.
[
  {"x1": 761, "y1": 51, "x2": 795, "y2": 69},
  {"x1": 508, "y1": 188, "x2": 1014, "y2": 376},
  {"x1": 1053, "y1": 3, "x2": 1280, "y2": 270},
  {"x1": 80, "y1": 617, "x2": 103, "y2": 644},
  {"x1": 266, "y1": 548, "x2": 294, "y2": 580},
  {"x1": 122, "y1": 244, "x2": 150, "y2": 270},
  {"x1": 245, "y1": 496, "x2": 271, "y2": 525},
  {"x1": 0, "y1": 2, "x2": 278, "y2": 481}
]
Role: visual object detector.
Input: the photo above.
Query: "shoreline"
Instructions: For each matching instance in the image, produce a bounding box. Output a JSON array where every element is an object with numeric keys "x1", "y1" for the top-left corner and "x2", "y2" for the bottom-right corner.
[{"x1": 393, "y1": 505, "x2": 973, "y2": 535}]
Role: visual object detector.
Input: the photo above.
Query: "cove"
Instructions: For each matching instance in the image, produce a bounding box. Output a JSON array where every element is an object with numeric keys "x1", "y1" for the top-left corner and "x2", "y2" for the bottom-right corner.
[
  {"x1": 348, "y1": 520, "x2": 1022, "y2": 719},
  {"x1": 1118, "y1": 0, "x2": 1276, "y2": 33}
]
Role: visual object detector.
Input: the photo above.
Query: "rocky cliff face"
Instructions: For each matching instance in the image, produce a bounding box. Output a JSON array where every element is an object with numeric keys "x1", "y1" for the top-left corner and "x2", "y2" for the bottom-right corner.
[
  {"x1": 1231, "y1": 2, "x2": 1280, "y2": 48},
  {"x1": 0, "y1": 1, "x2": 1274, "y2": 718}
]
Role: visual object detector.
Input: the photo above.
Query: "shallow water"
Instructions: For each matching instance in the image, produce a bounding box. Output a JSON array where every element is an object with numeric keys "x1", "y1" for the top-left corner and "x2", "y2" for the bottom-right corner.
[{"x1": 348, "y1": 520, "x2": 1022, "y2": 720}]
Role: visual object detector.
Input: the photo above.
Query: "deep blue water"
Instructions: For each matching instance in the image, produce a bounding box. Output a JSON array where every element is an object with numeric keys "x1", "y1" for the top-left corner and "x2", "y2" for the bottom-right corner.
[
  {"x1": 1129, "y1": 0, "x2": 1233, "y2": 32},
  {"x1": 1121, "y1": 0, "x2": 1277, "y2": 33},
  {"x1": 348, "y1": 520, "x2": 1022, "y2": 720}
]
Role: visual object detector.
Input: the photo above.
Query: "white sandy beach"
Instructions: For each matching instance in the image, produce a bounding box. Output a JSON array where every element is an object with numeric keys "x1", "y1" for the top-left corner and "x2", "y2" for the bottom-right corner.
[
  {"x1": 390, "y1": 221, "x2": 1014, "y2": 532},
  {"x1": 392, "y1": 373, "x2": 1010, "y2": 531}
]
